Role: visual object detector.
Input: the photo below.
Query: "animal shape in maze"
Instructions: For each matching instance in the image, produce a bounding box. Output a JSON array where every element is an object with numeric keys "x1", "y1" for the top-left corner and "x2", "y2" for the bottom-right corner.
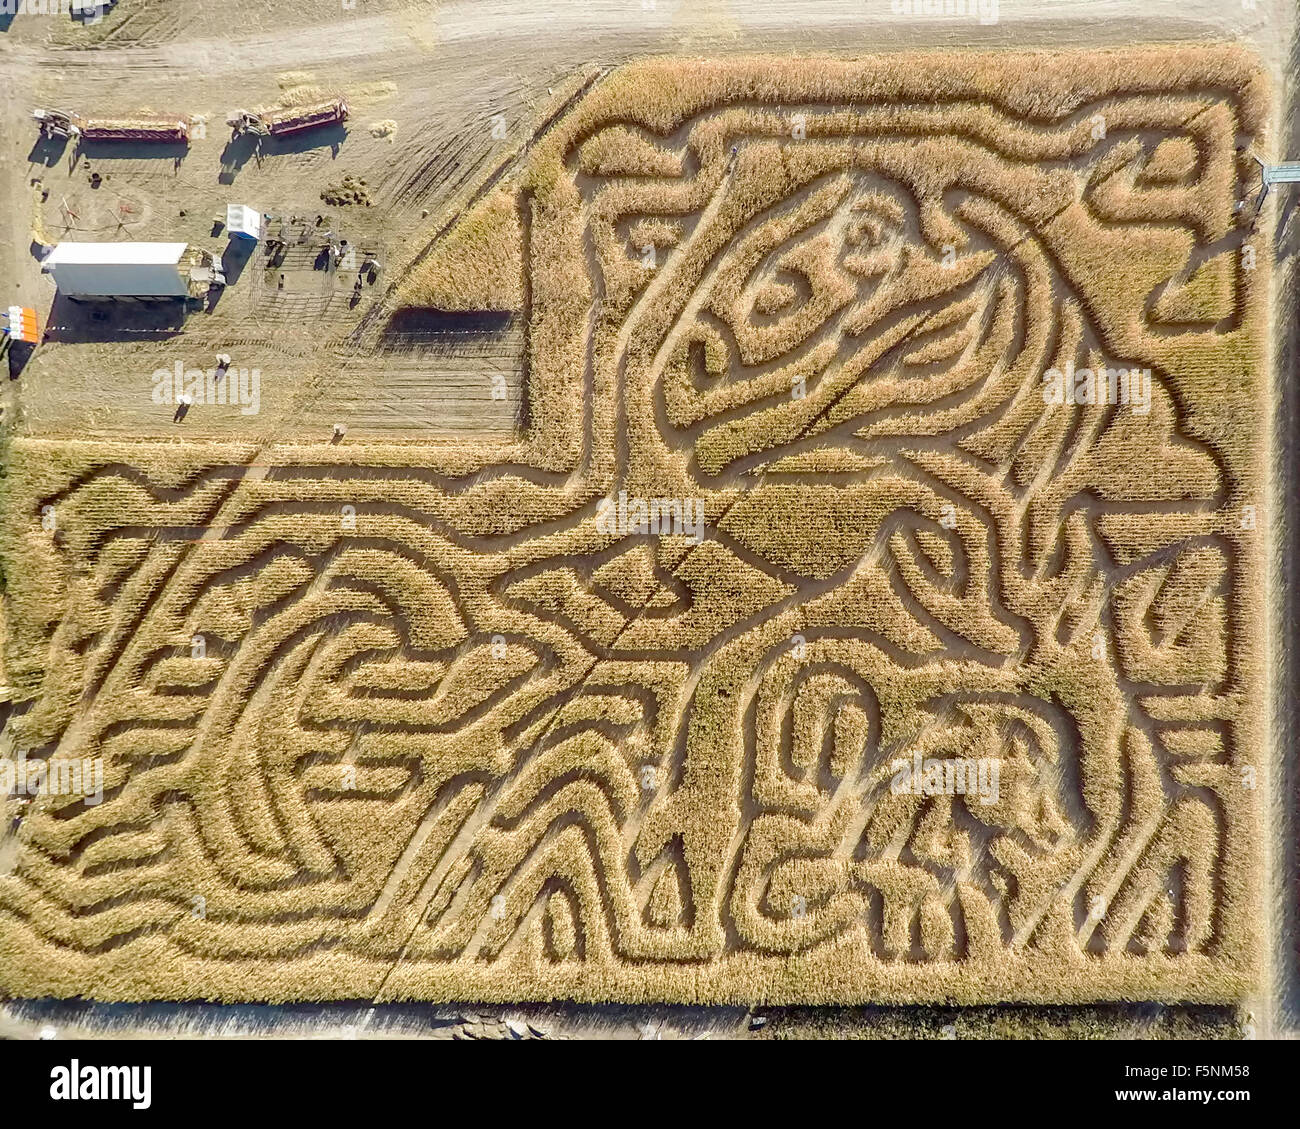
[{"x1": 0, "y1": 49, "x2": 1269, "y2": 1002}]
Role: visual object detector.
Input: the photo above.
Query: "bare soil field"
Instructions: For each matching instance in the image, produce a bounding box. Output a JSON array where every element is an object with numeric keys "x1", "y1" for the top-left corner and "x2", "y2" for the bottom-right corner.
[{"x1": 0, "y1": 0, "x2": 1296, "y2": 1040}]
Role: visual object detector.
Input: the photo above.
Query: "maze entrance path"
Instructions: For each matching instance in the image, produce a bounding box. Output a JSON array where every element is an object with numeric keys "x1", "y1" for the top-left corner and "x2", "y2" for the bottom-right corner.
[{"x1": 0, "y1": 47, "x2": 1271, "y2": 1003}]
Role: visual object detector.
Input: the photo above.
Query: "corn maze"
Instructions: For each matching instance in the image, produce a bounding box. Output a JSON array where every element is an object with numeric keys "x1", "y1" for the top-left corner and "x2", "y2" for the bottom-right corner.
[{"x1": 0, "y1": 48, "x2": 1271, "y2": 1003}]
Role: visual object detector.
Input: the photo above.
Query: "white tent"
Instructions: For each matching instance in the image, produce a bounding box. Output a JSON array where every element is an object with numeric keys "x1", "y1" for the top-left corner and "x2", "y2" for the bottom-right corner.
[
  {"x1": 226, "y1": 204, "x2": 263, "y2": 241},
  {"x1": 42, "y1": 242, "x2": 190, "y2": 298}
]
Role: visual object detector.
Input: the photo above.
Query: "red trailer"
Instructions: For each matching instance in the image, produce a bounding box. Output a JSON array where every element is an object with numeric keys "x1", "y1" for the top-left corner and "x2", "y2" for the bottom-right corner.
[
  {"x1": 77, "y1": 117, "x2": 191, "y2": 143},
  {"x1": 262, "y1": 97, "x2": 349, "y2": 137}
]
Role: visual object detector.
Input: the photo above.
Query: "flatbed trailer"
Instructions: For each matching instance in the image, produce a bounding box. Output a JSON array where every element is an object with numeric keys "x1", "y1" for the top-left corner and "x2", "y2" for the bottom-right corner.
[
  {"x1": 34, "y1": 108, "x2": 191, "y2": 143},
  {"x1": 228, "y1": 98, "x2": 349, "y2": 139},
  {"x1": 78, "y1": 117, "x2": 191, "y2": 143},
  {"x1": 265, "y1": 97, "x2": 349, "y2": 136}
]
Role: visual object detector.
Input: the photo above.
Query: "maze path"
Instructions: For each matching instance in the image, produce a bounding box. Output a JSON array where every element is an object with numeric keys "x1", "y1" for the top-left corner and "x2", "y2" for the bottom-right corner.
[{"x1": 0, "y1": 48, "x2": 1269, "y2": 1003}]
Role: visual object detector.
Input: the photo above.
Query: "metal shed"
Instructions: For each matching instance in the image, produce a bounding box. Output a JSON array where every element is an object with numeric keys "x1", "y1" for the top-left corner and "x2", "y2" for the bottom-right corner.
[{"x1": 42, "y1": 242, "x2": 190, "y2": 298}]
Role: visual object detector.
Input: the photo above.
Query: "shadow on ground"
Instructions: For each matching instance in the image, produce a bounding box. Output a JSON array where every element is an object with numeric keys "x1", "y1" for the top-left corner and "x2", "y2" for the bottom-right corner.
[
  {"x1": 40, "y1": 294, "x2": 189, "y2": 345},
  {"x1": 0, "y1": 999, "x2": 1245, "y2": 1041}
]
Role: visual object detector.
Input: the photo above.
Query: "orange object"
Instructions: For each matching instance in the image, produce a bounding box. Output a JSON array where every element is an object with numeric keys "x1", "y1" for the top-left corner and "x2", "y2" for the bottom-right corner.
[{"x1": 5, "y1": 306, "x2": 41, "y2": 344}]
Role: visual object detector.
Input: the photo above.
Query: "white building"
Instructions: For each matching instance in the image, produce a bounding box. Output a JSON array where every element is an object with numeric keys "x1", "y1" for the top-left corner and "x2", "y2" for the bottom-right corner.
[{"x1": 42, "y1": 242, "x2": 190, "y2": 298}]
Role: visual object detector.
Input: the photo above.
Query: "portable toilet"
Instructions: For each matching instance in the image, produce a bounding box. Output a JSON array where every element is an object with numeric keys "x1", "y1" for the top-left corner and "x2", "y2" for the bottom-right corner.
[
  {"x1": 226, "y1": 204, "x2": 263, "y2": 242},
  {"x1": 3, "y1": 307, "x2": 41, "y2": 344}
]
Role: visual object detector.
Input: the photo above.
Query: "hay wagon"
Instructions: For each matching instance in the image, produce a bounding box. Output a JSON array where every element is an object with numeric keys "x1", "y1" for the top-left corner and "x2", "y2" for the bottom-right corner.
[{"x1": 226, "y1": 97, "x2": 350, "y2": 139}]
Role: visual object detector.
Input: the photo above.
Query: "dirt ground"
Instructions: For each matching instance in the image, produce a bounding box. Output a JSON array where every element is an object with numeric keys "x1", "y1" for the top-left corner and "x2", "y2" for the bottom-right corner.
[
  {"x1": 0, "y1": 0, "x2": 1296, "y2": 1039},
  {"x1": 0, "y1": 0, "x2": 1293, "y2": 442}
]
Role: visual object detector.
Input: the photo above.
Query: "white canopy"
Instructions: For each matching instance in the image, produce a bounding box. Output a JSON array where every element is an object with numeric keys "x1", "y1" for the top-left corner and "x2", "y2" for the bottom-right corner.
[
  {"x1": 43, "y1": 242, "x2": 189, "y2": 297},
  {"x1": 226, "y1": 204, "x2": 263, "y2": 240}
]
